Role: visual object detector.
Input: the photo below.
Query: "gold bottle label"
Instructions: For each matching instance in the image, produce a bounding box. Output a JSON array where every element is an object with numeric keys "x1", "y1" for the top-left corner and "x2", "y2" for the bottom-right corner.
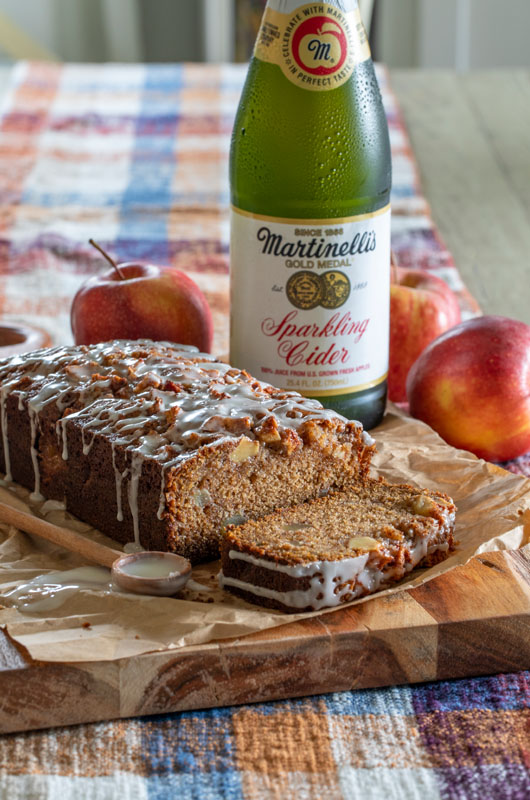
[{"x1": 254, "y1": 2, "x2": 370, "y2": 91}]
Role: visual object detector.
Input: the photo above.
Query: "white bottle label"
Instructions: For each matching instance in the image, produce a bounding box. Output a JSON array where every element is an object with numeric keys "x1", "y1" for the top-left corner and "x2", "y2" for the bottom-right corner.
[{"x1": 230, "y1": 205, "x2": 390, "y2": 398}]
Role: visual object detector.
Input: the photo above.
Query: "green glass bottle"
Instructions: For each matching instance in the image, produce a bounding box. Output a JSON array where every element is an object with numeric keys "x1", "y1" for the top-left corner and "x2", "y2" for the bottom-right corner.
[{"x1": 230, "y1": 0, "x2": 391, "y2": 429}]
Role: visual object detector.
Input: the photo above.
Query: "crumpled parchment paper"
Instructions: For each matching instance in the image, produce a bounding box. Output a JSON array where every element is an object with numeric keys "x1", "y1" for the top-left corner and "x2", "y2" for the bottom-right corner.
[{"x1": 0, "y1": 409, "x2": 528, "y2": 663}]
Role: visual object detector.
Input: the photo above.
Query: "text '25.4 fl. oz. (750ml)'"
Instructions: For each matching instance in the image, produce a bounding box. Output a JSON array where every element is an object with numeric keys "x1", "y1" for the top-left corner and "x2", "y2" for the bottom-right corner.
[{"x1": 229, "y1": 0, "x2": 391, "y2": 429}]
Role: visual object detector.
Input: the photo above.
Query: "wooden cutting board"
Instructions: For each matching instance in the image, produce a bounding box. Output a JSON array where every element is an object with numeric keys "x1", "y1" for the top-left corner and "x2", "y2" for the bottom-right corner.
[{"x1": 0, "y1": 544, "x2": 529, "y2": 734}]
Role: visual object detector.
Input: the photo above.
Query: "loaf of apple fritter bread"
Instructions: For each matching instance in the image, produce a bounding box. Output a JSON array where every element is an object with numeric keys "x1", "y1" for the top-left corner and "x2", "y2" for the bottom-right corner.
[
  {"x1": 0, "y1": 340, "x2": 375, "y2": 563},
  {"x1": 219, "y1": 479, "x2": 456, "y2": 611}
]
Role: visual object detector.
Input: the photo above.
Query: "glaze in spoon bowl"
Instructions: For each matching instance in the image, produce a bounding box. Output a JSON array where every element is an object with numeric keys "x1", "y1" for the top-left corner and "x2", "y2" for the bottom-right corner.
[{"x1": 111, "y1": 552, "x2": 192, "y2": 596}]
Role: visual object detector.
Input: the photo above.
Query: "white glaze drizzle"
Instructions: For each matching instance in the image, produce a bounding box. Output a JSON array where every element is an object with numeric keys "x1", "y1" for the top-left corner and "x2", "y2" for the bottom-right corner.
[
  {"x1": 40, "y1": 498, "x2": 66, "y2": 513},
  {"x1": 219, "y1": 551, "x2": 370, "y2": 610},
  {"x1": 0, "y1": 386, "x2": 11, "y2": 481},
  {"x1": 220, "y1": 541, "x2": 438, "y2": 610},
  {"x1": 227, "y1": 549, "x2": 370, "y2": 577},
  {"x1": 28, "y1": 404, "x2": 43, "y2": 501},
  {"x1": 123, "y1": 541, "x2": 144, "y2": 554},
  {"x1": 81, "y1": 425, "x2": 96, "y2": 456},
  {"x1": 111, "y1": 441, "x2": 126, "y2": 522},
  {"x1": 60, "y1": 416, "x2": 69, "y2": 460},
  {"x1": 219, "y1": 509, "x2": 455, "y2": 610},
  {"x1": 157, "y1": 469, "x2": 167, "y2": 520},
  {"x1": 127, "y1": 451, "x2": 144, "y2": 546},
  {"x1": 0, "y1": 339, "x2": 371, "y2": 549}
]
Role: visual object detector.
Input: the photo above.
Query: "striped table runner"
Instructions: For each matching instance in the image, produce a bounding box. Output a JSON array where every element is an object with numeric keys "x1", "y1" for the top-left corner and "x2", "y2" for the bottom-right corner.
[{"x1": 0, "y1": 61, "x2": 480, "y2": 353}]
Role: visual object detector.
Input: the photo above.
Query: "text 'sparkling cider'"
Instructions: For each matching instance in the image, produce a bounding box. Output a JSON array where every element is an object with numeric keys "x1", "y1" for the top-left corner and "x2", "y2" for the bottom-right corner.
[{"x1": 230, "y1": 0, "x2": 391, "y2": 429}]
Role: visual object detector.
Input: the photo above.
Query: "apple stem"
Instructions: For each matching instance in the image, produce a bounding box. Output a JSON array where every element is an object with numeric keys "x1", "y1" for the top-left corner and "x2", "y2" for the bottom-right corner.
[
  {"x1": 390, "y1": 250, "x2": 398, "y2": 283},
  {"x1": 89, "y1": 238, "x2": 126, "y2": 280}
]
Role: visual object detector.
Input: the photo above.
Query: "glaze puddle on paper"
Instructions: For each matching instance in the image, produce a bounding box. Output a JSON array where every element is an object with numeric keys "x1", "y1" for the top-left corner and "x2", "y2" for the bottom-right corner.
[{"x1": 3, "y1": 567, "x2": 113, "y2": 613}]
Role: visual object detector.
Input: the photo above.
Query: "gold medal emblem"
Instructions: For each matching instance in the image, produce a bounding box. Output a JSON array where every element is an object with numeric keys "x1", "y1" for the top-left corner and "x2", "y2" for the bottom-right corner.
[
  {"x1": 286, "y1": 271, "x2": 323, "y2": 309},
  {"x1": 321, "y1": 271, "x2": 351, "y2": 308}
]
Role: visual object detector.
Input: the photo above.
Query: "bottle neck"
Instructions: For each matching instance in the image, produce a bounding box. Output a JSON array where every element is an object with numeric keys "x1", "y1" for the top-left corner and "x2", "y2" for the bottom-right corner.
[{"x1": 265, "y1": 1, "x2": 359, "y2": 12}]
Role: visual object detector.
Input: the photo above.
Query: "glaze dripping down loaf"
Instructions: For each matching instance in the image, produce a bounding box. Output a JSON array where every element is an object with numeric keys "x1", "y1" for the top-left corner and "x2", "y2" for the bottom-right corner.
[
  {"x1": 0, "y1": 340, "x2": 374, "y2": 563},
  {"x1": 220, "y1": 480, "x2": 456, "y2": 612}
]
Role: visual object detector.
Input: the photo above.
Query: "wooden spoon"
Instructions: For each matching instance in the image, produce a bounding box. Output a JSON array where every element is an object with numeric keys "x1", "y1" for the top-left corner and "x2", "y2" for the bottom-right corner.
[
  {"x1": 0, "y1": 501, "x2": 191, "y2": 596},
  {"x1": 0, "y1": 323, "x2": 52, "y2": 358}
]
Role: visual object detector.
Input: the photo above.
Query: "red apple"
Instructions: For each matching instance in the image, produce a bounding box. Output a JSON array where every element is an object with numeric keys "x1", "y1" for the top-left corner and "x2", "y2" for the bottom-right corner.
[
  {"x1": 407, "y1": 315, "x2": 530, "y2": 462},
  {"x1": 71, "y1": 243, "x2": 213, "y2": 352},
  {"x1": 389, "y1": 267, "x2": 461, "y2": 402}
]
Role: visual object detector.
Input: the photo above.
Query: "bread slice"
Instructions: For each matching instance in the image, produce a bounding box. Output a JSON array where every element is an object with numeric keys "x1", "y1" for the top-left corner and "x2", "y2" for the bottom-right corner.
[{"x1": 219, "y1": 479, "x2": 456, "y2": 612}]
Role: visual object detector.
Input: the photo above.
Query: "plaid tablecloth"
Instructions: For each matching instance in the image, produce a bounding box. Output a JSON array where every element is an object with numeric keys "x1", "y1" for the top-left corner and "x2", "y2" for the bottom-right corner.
[
  {"x1": 0, "y1": 673, "x2": 528, "y2": 800},
  {"x1": 0, "y1": 62, "x2": 528, "y2": 798}
]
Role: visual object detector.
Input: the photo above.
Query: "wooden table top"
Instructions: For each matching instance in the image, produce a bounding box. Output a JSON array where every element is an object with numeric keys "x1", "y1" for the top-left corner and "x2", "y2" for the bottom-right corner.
[{"x1": 391, "y1": 69, "x2": 530, "y2": 324}]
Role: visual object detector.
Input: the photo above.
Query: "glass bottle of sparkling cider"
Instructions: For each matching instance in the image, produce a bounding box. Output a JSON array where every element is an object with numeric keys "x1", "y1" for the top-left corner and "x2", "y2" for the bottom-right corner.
[{"x1": 229, "y1": 0, "x2": 391, "y2": 429}]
